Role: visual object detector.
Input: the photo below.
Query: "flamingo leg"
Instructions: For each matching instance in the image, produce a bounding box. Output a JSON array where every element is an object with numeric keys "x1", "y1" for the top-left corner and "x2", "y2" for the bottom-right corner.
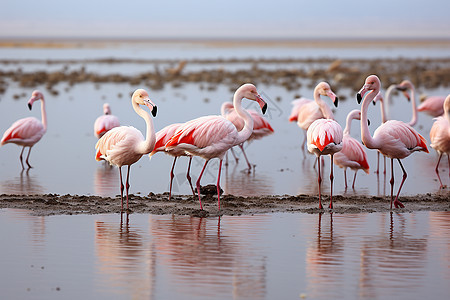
[
  {"x1": 238, "y1": 143, "x2": 252, "y2": 172},
  {"x1": 435, "y1": 153, "x2": 444, "y2": 189},
  {"x1": 230, "y1": 147, "x2": 239, "y2": 164},
  {"x1": 329, "y1": 154, "x2": 334, "y2": 209},
  {"x1": 119, "y1": 167, "x2": 125, "y2": 211},
  {"x1": 393, "y1": 159, "x2": 406, "y2": 208},
  {"x1": 376, "y1": 151, "x2": 380, "y2": 174},
  {"x1": 217, "y1": 159, "x2": 223, "y2": 210},
  {"x1": 25, "y1": 146, "x2": 33, "y2": 169},
  {"x1": 19, "y1": 146, "x2": 26, "y2": 170},
  {"x1": 196, "y1": 160, "x2": 209, "y2": 210},
  {"x1": 125, "y1": 165, "x2": 131, "y2": 210},
  {"x1": 383, "y1": 156, "x2": 386, "y2": 174},
  {"x1": 186, "y1": 156, "x2": 196, "y2": 198},
  {"x1": 317, "y1": 156, "x2": 323, "y2": 209},
  {"x1": 168, "y1": 156, "x2": 178, "y2": 200},
  {"x1": 389, "y1": 158, "x2": 395, "y2": 209},
  {"x1": 344, "y1": 169, "x2": 348, "y2": 189},
  {"x1": 352, "y1": 171, "x2": 358, "y2": 189}
]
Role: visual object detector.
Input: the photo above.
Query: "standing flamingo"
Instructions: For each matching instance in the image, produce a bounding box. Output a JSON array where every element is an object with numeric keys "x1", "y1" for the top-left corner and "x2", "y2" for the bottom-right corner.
[
  {"x1": 357, "y1": 75, "x2": 429, "y2": 209},
  {"x1": 289, "y1": 82, "x2": 338, "y2": 155},
  {"x1": 95, "y1": 89, "x2": 157, "y2": 211},
  {"x1": 418, "y1": 95, "x2": 446, "y2": 117},
  {"x1": 149, "y1": 123, "x2": 196, "y2": 200},
  {"x1": 165, "y1": 83, "x2": 267, "y2": 210},
  {"x1": 306, "y1": 83, "x2": 342, "y2": 209},
  {"x1": 1, "y1": 90, "x2": 47, "y2": 169},
  {"x1": 333, "y1": 109, "x2": 370, "y2": 189},
  {"x1": 94, "y1": 103, "x2": 120, "y2": 139},
  {"x1": 220, "y1": 101, "x2": 274, "y2": 170},
  {"x1": 429, "y1": 94, "x2": 450, "y2": 188}
]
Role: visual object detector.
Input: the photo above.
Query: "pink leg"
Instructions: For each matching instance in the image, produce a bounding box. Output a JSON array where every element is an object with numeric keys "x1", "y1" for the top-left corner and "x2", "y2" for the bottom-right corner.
[
  {"x1": 435, "y1": 153, "x2": 443, "y2": 188},
  {"x1": 195, "y1": 160, "x2": 209, "y2": 210},
  {"x1": 329, "y1": 154, "x2": 334, "y2": 209},
  {"x1": 389, "y1": 158, "x2": 395, "y2": 209},
  {"x1": 448, "y1": 154, "x2": 450, "y2": 179},
  {"x1": 238, "y1": 143, "x2": 252, "y2": 171},
  {"x1": 168, "y1": 156, "x2": 178, "y2": 200},
  {"x1": 119, "y1": 167, "x2": 125, "y2": 211},
  {"x1": 352, "y1": 171, "x2": 357, "y2": 189},
  {"x1": 230, "y1": 147, "x2": 239, "y2": 164},
  {"x1": 383, "y1": 156, "x2": 386, "y2": 175},
  {"x1": 186, "y1": 156, "x2": 196, "y2": 198},
  {"x1": 217, "y1": 159, "x2": 223, "y2": 210},
  {"x1": 125, "y1": 165, "x2": 131, "y2": 210},
  {"x1": 376, "y1": 151, "x2": 380, "y2": 174},
  {"x1": 25, "y1": 146, "x2": 33, "y2": 169},
  {"x1": 344, "y1": 169, "x2": 348, "y2": 189},
  {"x1": 301, "y1": 131, "x2": 307, "y2": 158},
  {"x1": 317, "y1": 156, "x2": 323, "y2": 209},
  {"x1": 393, "y1": 159, "x2": 406, "y2": 209},
  {"x1": 19, "y1": 146, "x2": 26, "y2": 170}
]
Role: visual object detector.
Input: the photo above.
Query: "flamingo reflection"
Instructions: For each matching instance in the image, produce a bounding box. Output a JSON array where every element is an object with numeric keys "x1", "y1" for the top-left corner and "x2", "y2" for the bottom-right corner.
[
  {"x1": 94, "y1": 165, "x2": 118, "y2": 197},
  {"x1": 0, "y1": 169, "x2": 44, "y2": 194}
]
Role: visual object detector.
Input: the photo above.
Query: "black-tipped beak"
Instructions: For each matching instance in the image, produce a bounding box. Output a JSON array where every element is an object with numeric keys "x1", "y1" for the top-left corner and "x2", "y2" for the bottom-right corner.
[
  {"x1": 151, "y1": 105, "x2": 157, "y2": 117},
  {"x1": 261, "y1": 102, "x2": 267, "y2": 114},
  {"x1": 367, "y1": 119, "x2": 371, "y2": 126},
  {"x1": 372, "y1": 100, "x2": 376, "y2": 106},
  {"x1": 28, "y1": 103, "x2": 32, "y2": 110},
  {"x1": 356, "y1": 93, "x2": 362, "y2": 104},
  {"x1": 334, "y1": 97, "x2": 339, "y2": 108}
]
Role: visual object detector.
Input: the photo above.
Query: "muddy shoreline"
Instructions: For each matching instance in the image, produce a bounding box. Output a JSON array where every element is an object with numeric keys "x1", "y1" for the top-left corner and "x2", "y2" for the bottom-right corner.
[{"x1": 1, "y1": 188, "x2": 449, "y2": 217}]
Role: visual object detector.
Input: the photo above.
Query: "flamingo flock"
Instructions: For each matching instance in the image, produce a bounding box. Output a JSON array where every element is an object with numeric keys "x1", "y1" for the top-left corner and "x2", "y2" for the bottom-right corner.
[{"x1": 1, "y1": 73, "x2": 448, "y2": 212}]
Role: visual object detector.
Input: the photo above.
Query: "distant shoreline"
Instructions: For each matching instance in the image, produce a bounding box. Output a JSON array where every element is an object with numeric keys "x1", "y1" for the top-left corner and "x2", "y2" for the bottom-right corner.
[{"x1": 1, "y1": 37, "x2": 450, "y2": 49}]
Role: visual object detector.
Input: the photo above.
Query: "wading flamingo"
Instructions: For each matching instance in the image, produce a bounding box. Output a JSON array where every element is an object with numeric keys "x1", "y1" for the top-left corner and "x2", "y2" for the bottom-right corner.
[
  {"x1": 149, "y1": 123, "x2": 196, "y2": 200},
  {"x1": 165, "y1": 83, "x2": 267, "y2": 210},
  {"x1": 306, "y1": 83, "x2": 342, "y2": 209},
  {"x1": 95, "y1": 89, "x2": 157, "y2": 211},
  {"x1": 357, "y1": 75, "x2": 429, "y2": 209},
  {"x1": 429, "y1": 94, "x2": 450, "y2": 188},
  {"x1": 418, "y1": 95, "x2": 446, "y2": 117},
  {"x1": 220, "y1": 101, "x2": 274, "y2": 170},
  {"x1": 289, "y1": 82, "x2": 338, "y2": 155},
  {"x1": 94, "y1": 103, "x2": 120, "y2": 139},
  {"x1": 1, "y1": 90, "x2": 47, "y2": 169},
  {"x1": 333, "y1": 109, "x2": 370, "y2": 189}
]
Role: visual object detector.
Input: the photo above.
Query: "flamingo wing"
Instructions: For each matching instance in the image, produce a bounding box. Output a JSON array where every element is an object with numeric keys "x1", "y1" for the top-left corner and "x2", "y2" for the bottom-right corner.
[
  {"x1": 418, "y1": 96, "x2": 445, "y2": 117},
  {"x1": 94, "y1": 115, "x2": 120, "y2": 138},
  {"x1": 289, "y1": 97, "x2": 312, "y2": 122},
  {"x1": 1, "y1": 117, "x2": 45, "y2": 145},
  {"x1": 95, "y1": 126, "x2": 144, "y2": 164},
  {"x1": 307, "y1": 119, "x2": 343, "y2": 152},
  {"x1": 430, "y1": 117, "x2": 450, "y2": 153},
  {"x1": 335, "y1": 135, "x2": 370, "y2": 173},
  {"x1": 149, "y1": 123, "x2": 182, "y2": 156}
]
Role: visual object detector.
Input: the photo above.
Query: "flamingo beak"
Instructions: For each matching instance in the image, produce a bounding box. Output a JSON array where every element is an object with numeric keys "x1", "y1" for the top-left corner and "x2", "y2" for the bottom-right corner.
[
  {"x1": 327, "y1": 91, "x2": 338, "y2": 107},
  {"x1": 27, "y1": 97, "x2": 37, "y2": 110},
  {"x1": 357, "y1": 86, "x2": 369, "y2": 104},
  {"x1": 256, "y1": 94, "x2": 268, "y2": 114},
  {"x1": 144, "y1": 99, "x2": 158, "y2": 117}
]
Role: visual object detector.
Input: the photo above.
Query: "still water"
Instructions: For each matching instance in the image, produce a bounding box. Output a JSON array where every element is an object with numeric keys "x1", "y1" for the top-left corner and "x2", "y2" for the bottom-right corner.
[{"x1": 0, "y1": 209, "x2": 449, "y2": 299}]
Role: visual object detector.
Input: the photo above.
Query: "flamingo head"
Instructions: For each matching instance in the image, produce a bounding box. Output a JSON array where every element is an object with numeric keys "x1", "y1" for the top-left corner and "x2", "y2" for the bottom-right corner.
[
  {"x1": 395, "y1": 80, "x2": 413, "y2": 101},
  {"x1": 315, "y1": 82, "x2": 339, "y2": 107},
  {"x1": 103, "y1": 103, "x2": 112, "y2": 115},
  {"x1": 133, "y1": 89, "x2": 157, "y2": 117},
  {"x1": 357, "y1": 75, "x2": 381, "y2": 104},
  {"x1": 27, "y1": 90, "x2": 44, "y2": 110},
  {"x1": 237, "y1": 83, "x2": 268, "y2": 114},
  {"x1": 372, "y1": 91, "x2": 383, "y2": 106}
]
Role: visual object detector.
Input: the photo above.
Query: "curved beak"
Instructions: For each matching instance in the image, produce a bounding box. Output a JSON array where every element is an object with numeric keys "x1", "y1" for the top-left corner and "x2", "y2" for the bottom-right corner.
[
  {"x1": 27, "y1": 97, "x2": 38, "y2": 110},
  {"x1": 327, "y1": 91, "x2": 338, "y2": 107},
  {"x1": 356, "y1": 85, "x2": 369, "y2": 104},
  {"x1": 256, "y1": 94, "x2": 268, "y2": 114},
  {"x1": 144, "y1": 99, "x2": 157, "y2": 117}
]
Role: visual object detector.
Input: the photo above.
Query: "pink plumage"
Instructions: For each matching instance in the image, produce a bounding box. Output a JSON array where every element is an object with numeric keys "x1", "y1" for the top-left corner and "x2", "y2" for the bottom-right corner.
[
  {"x1": 418, "y1": 95, "x2": 446, "y2": 117},
  {"x1": 94, "y1": 103, "x2": 120, "y2": 139},
  {"x1": 1, "y1": 90, "x2": 47, "y2": 169},
  {"x1": 333, "y1": 109, "x2": 369, "y2": 189},
  {"x1": 429, "y1": 94, "x2": 450, "y2": 188}
]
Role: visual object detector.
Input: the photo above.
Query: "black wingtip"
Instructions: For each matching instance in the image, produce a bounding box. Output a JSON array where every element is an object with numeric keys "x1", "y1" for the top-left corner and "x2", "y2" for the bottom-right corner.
[
  {"x1": 261, "y1": 103, "x2": 267, "y2": 114},
  {"x1": 152, "y1": 106, "x2": 157, "y2": 117},
  {"x1": 356, "y1": 93, "x2": 362, "y2": 104},
  {"x1": 334, "y1": 97, "x2": 339, "y2": 108}
]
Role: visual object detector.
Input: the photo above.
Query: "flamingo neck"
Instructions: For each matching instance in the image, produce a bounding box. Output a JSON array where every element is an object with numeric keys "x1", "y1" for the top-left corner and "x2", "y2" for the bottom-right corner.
[
  {"x1": 361, "y1": 91, "x2": 380, "y2": 150},
  {"x1": 343, "y1": 115, "x2": 353, "y2": 136},
  {"x1": 381, "y1": 85, "x2": 395, "y2": 123},
  {"x1": 40, "y1": 98, "x2": 48, "y2": 131},
  {"x1": 408, "y1": 85, "x2": 418, "y2": 127},
  {"x1": 314, "y1": 90, "x2": 334, "y2": 120},
  {"x1": 132, "y1": 100, "x2": 156, "y2": 155},
  {"x1": 233, "y1": 92, "x2": 253, "y2": 145}
]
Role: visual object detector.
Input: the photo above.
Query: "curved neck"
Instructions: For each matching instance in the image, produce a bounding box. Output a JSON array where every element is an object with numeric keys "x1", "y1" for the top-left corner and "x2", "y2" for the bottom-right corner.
[
  {"x1": 344, "y1": 115, "x2": 353, "y2": 135},
  {"x1": 314, "y1": 90, "x2": 334, "y2": 119},
  {"x1": 40, "y1": 98, "x2": 48, "y2": 131},
  {"x1": 381, "y1": 85, "x2": 395, "y2": 123},
  {"x1": 361, "y1": 91, "x2": 380, "y2": 149},
  {"x1": 132, "y1": 100, "x2": 156, "y2": 154},
  {"x1": 233, "y1": 92, "x2": 253, "y2": 145},
  {"x1": 408, "y1": 85, "x2": 418, "y2": 127}
]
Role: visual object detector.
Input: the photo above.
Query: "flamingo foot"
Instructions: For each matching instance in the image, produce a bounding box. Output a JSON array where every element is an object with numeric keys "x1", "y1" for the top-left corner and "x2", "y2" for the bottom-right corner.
[
  {"x1": 393, "y1": 199, "x2": 405, "y2": 208},
  {"x1": 318, "y1": 203, "x2": 323, "y2": 209}
]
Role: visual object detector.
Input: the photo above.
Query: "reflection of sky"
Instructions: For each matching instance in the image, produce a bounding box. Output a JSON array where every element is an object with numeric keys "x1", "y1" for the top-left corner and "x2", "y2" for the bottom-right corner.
[{"x1": 1, "y1": 0, "x2": 450, "y2": 38}]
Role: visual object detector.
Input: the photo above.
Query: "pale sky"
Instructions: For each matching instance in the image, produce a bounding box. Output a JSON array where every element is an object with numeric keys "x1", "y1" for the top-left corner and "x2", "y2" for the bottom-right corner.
[{"x1": 1, "y1": 0, "x2": 450, "y2": 39}]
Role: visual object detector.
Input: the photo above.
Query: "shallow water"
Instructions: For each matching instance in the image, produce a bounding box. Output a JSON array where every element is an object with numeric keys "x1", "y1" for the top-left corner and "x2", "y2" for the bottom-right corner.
[
  {"x1": 0, "y1": 42, "x2": 449, "y2": 199},
  {"x1": 1, "y1": 209, "x2": 449, "y2": 299}
]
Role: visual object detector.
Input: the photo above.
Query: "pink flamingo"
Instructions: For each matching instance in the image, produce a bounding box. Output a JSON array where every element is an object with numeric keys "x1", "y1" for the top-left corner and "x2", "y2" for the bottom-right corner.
[
  {"x1": 306, "y1": 83, "x2": 342, "y2": 209},
  {"x1": 94, "y1": 103, "x2": 120, "y2": 139},
  {"x1": 357, "y1": 75, "x2": 429, "y2": 209},
  {"x1": 95, "y1": 89, "x2": 157, "y2": 211},
  {"x1": 333, "y1": 109, "x2": 370, "y2": 189},
  {"x1": 220, "y1": 101, "x2": 274, "y2": 170},
  {"x1": 289, "y1": 82, "x2": 338, "y2": 154},
  {"x1": 418, "y1": 95, "x2": 446, "y2": 117},
  {"x1": 429, "y1": 94, "x2": 450, "y2": 188},
  {"x1": 1, "y1": 90, "x2": 47, "y2": 169},
  {"x1": 165, "y1": 83, "x2": 267, "y2": 210},
  {"x1": 149, "y1": 123, "x2": 196, "y2": 200}
]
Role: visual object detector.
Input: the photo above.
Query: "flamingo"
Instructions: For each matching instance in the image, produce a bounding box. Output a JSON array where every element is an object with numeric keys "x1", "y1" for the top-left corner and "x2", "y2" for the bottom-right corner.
[
  {"x1": 149, "y1": 123, "x2": 196, "y2": 200},
  {"x1": 1, "y1": 90, "x2": 47, "y2": 169},
  {"x1": 220, "y1": 101, "x2": 274, "y2": 170},
  {"x1": 165, "y1": 83, "x2": 267, "y2": 210},
  {"x1": 333, "y1": 109, "x2": 370, "y2": 189},
  {"x1": 289, "y1": 82, "x2": 338, "y2": 154},
  {"x1": 94, "y1": 103, "x2": 120, "y2": 139},
  {"x1": 429, "y1": 94, "x2": 450, "y2": 188},
  {"x1": 357, "y1": 75, "x2": 429, "y2": 209},
  {"x1": 306, "y1": 83, "x2": 342, "y2": 209},
  {"x1": 418, "y1": 95, "x2": 446, "y2": 117},
  {"x1": 95, "y1": 89, "x2": 157, "y2": 211},
  {"x1": 394, "y1": 80, "x2": 419, "y2": 127}
]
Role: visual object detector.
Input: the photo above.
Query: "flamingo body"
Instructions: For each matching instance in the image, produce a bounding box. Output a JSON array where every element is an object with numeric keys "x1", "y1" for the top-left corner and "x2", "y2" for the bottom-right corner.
[
  {"x1": 94, "y1": 103, "x2": 120, "y2": 139},
  {"x1": 418, "y1": 96, "x2": 446, "y2": 117}
]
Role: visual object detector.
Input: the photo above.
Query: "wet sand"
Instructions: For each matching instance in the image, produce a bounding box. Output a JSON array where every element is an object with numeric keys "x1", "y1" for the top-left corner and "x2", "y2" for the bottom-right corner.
[{"x1": 1, "y1": 186, "x2": 449, "y2": 217}]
